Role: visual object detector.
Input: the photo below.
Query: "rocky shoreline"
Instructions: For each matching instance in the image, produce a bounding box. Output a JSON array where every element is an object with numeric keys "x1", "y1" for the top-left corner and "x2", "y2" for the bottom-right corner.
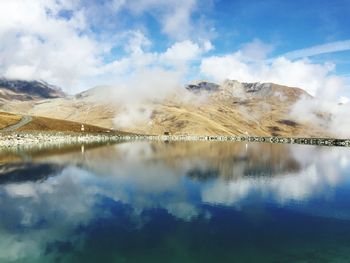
[
  {"x1": 148, "y1": 135, "x2": 350, "y2": 147},
  {"x1": 0, "y1": 132, "x2": 349, "y2": 149},
  {"x1": 0, "y1": 132, "x2": 124, "y2": 149}
]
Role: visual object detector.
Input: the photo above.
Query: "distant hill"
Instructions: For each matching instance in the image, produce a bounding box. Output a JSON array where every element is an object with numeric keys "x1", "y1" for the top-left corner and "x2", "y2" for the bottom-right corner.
[
  {"x1": 0, "y1": 111, "x2": 128, "y2": 134},
  {"x1": 0, "y1": 79, "x2": 331, "y2": 137},
  {"x1": 0, "y1": 78, "x2": 66, "y2": 101}
]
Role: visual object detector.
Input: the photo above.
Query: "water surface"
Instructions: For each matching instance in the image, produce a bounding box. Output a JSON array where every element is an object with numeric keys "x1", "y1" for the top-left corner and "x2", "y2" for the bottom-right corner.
[{"x1": 0, "y1": 141, "x2": 350, "y2": 262}]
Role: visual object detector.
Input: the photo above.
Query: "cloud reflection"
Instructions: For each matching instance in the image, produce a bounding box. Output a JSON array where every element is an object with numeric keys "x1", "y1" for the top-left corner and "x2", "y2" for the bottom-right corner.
[{"x1": 0, "y1": 141, "x2": 349, "y2": 260}]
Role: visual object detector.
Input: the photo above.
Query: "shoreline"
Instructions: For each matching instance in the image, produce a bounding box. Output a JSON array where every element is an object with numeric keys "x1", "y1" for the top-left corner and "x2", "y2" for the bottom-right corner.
[{"x1": 0, "y1": 132, "x2": 349, "y2": 149}]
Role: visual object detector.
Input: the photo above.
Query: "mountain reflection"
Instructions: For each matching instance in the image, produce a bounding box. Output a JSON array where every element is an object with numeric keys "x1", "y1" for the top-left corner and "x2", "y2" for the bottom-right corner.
[
  {"x1": 0, "y1": 163, "x2": 63, "y2": 184},
  {"x1": 0, "y1": 141, "x2": 349, "y2": 262}
]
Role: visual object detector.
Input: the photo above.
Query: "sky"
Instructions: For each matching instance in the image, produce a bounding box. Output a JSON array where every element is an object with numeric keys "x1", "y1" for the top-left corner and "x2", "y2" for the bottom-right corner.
[{"x1": 0, "y1": 0, "x2": 349, "y2": 99}]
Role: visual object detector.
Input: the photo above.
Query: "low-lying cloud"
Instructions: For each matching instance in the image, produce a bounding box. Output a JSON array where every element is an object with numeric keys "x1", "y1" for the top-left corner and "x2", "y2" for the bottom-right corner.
[{"x1": 200, "y1": 42, "x2": 350, "y2": 137}]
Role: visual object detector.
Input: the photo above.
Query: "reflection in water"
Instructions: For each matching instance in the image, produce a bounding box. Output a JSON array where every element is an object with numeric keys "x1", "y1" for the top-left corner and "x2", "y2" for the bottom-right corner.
[
  {"x1": 0, "y1": 141, "x2": 350, "y2": 262},
  {"x1": 0, "y1": 163, "x2": 63, "y2": 184}
]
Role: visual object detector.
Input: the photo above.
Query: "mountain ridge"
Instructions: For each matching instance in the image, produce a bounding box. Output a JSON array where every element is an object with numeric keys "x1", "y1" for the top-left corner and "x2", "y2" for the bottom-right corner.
[
  {"x1": 0, "y1": 78, "x2": 331, "y2": 137},
  {"x1": 0, "y1": 78, "x2": 66, "y2": 100}
]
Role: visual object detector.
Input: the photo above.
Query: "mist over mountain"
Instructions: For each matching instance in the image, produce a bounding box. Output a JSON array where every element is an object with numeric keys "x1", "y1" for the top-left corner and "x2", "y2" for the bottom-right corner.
[{"x1": 0, "y1": 77, "x2": 340, "y2": 137}]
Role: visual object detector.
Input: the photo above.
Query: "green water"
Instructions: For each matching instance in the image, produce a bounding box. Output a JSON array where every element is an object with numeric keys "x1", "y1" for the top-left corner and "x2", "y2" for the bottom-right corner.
[{"x1": 0, "y1": 141, "x2": 349, "y2": 262}]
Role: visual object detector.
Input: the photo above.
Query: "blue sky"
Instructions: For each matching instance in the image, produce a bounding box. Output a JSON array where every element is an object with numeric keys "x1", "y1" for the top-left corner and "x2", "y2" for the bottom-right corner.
[
  {"x1": 0, "y1": 0, "x2": 349, "y2": 99},
  {"x1": 211, "y1": 0, "x2": 350, "y2": 76}
]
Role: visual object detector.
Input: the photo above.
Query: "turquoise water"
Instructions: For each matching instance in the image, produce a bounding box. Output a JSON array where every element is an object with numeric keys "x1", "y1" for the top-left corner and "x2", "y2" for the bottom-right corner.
[{"x1": 0, "y1": 141, "x2": 350, "y2": 262}]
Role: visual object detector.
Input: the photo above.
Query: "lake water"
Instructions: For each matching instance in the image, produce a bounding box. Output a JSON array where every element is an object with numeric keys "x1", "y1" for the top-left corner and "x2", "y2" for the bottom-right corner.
[{"x1": 0, "y1": 141, "x2": 350, "y2": 262}]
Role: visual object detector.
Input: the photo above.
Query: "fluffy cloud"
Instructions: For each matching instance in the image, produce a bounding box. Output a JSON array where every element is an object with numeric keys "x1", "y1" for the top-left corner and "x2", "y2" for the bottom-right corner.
[
  {"x1": 200, "y1": 53, "x2": 342, "y2": 97},
  {"x1": 0, "y1": 0, "x2": 211, "y2": 93},
  {"x1": 94, "y1": 39, "x2": 212, "y2": 128},
  {"x1": 160, "y1": 40, "x2": 212, "y2": 64},
  {"x1": 94, "y1": 38, "x2": 211, "y2": 88},
  {"x1": 119, "y1": 0, "x2": 198, "y2": 40},
  {"x1": 240, "y1": 38, "x2": 274, "y2": 61},
  {"x1": 0, "y1": 0, "x2": 100, "y2": 92}
]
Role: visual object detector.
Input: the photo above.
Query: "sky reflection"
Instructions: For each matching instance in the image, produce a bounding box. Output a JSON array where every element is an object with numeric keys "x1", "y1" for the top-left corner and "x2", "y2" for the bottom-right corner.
[{"x1": 0, "y1": 141, "x2": 349, "y2": 262}]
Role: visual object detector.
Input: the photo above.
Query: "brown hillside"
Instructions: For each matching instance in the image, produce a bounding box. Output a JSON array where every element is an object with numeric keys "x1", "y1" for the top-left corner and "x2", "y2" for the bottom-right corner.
[
  {"x1": 0, "y1": 80, "x2": 332, "y2": 137},
  {"x1": 17, "y1": 116, "x2": 113, "y2": 133},
  {"x1": 0, "y1": 112, "x2": 22, "y2": 129},
  {"x1": 0, "y1": 111, "x2": 129, "y2": 134}
]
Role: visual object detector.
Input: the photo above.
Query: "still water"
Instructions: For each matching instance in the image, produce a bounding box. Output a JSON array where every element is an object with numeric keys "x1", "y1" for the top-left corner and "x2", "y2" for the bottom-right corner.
[{"x1": 0, "y1": 141, "x2": 350, "y2": 262}]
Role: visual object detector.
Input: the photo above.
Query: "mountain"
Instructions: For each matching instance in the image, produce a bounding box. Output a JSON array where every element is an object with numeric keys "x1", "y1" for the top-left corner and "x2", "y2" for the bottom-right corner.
[
  {"x1": 140, "y1": 80, "x2": 324, "y2": 136},
  {"x1": 0, "y1": 78, "x2": 65, "y2": 101},
  {"x1": 186, "y1": 81, "x2": 220, "y2": 93},
  {"x1": 0, "y1": 79, "x2": 330, "y2": 137}
]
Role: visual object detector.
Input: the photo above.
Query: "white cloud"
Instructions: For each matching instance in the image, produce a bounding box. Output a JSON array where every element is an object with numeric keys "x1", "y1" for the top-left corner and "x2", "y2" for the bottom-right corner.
[
  {"x1": 0, "y1": 0, "x2": 100, "y2": 92},
  {"x1": 123, "y1": 0, "x2": 198, "y2": 40},
  {"x1": 112, "y1": 68, "x2": 183, "y2": 129},
  {"x1": 160, "y1": 40, "x2": 213, "y2": 67},
  {"x1": 123, "y1": 30, "x2": 152, "y2": 55},
  {"x1": 339, "y1": 96, "x2": 350, "y2": 104},
  {"x1": 89, "y1": 39, "x2": 212, "y2": 128},
  {"x1": 110, "y1": 0, "x2": 127, "y2": 12},
  {"x1": 0, "y1": 0, "x2": 212, "y2": 93},
  {"x1": 81, "y1": 0, "x2": 209, "y2": 41},
  {"x1": 161, "y1": 40, "x2": 202, "y2": 62},
  {"x1": 282, "y1": 39, "x2": 350, "y2": 60},
  {"x1": 240, "y1": 38, "x2": 274, "y2": 61},
  {"x1": 96, "y1": 38, "x2": 211, "y2": 86},
  {"x1": 200, "y1": 53, "x2": 340, "y2": 97}
]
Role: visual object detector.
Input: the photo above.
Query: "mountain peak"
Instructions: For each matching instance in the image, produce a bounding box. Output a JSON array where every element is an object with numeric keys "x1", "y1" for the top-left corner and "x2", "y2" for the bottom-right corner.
[
  {"x1": 185, "y1": 81, "x2": 220, "y2": 93},
  {"x1": 0, "y1": 78, "x2": 66, "y2": 100},
  {"x1": 222, "y1": 79, "x2": 271, "y2": 92}
]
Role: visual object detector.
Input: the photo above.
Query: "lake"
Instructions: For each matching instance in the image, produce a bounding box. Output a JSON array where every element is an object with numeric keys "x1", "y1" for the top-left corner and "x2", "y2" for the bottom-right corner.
[{"x1": 0, "y1": 141, "x2": 350, "y2": 262}]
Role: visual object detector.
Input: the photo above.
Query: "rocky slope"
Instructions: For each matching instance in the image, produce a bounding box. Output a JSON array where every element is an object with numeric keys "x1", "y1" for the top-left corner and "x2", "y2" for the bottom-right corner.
[
  {"x1": 0, "y1": 78, "x2": 65, "y2": 100},
  {"x1": 0, "y1": 78, "x2": 330, "y2": 137},
  {"x1": 152, "y1": 81, "x2": 325, "y2": 137}
]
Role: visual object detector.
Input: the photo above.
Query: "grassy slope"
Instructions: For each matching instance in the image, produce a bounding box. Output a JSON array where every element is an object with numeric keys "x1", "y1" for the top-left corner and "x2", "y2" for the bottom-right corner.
[
  {"x1": 17, "y1": 116, "x2": 111, "y2": 133},
  {"x1": 0, "y1": 83, "x2": 331, "y2": 137},
  {"x1": 0, "y1": 112, "x2": 22, "y2": 129},
  {"x1": 0, "y1": 111, "x2": 130, "y2": 134}
]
